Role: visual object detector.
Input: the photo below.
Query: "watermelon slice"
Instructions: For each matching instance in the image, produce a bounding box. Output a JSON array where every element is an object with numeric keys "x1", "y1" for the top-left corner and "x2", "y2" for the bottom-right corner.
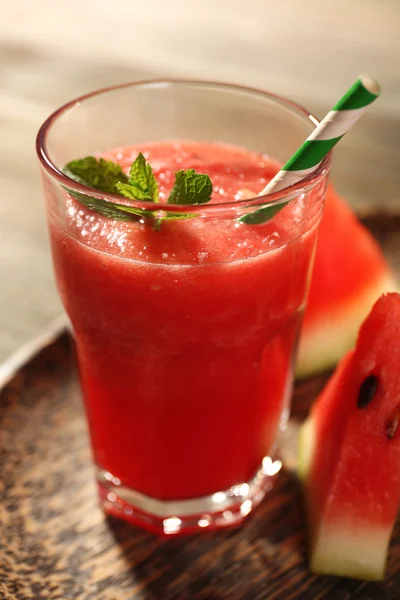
[
  {"x1": 296, "y1": 185, "x2": 398, "y2": 378},
  {"x1": 298, "y1": 293, "x2": 400, "y2": 580}
]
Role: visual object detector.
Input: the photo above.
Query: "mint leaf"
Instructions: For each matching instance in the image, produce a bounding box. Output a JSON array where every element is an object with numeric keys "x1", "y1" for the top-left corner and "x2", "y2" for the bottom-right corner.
[
  {"x1": 128, "y1": 152, "x2": 159, "y2": 202},
  {"x1": 152, "y1": 210, "x2": 196, "y2": 231},
  {"x1": 166, "y1": 212, "x2": 196, "y2": 220},
  {"x1": 239, "y1": 202, "x2": 288, "y2": 225},
  {"x1": 65, "y1": 190, "x2": 156, "y2": 221},
  {"x1": 64, "y1": 156, "x2": 128, "y2": 193},
  {"x1": 63, "y1": 155, "x2": 158, "y2": 223},
  {"x1": 116, "y1": 181, "x2": 153, "y2": 201},
  {"x1": 168, "y1": 169, "x2": 212, "y2": 205}
]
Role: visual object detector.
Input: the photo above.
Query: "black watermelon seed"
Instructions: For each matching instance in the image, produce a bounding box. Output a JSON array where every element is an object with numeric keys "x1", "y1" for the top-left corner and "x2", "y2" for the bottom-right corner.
[{"x1": 357, "y1": 374, "x2": 378, "y2": 409}]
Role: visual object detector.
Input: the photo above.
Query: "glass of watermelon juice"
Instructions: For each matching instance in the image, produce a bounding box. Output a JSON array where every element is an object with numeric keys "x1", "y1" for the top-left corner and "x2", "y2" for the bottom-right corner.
[{"x1": 36, "y1": 81, "x2": 331, "y2": 535}]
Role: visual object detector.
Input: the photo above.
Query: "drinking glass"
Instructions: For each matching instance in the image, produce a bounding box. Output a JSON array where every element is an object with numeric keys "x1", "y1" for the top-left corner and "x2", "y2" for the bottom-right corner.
[{"x1": 36, "y1": 80, "x2": 330, "y2": 535}]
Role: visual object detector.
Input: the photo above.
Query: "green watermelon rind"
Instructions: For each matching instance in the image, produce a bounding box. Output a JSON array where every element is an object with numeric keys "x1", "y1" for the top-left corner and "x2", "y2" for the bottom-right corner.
[
  {"x1": 297, "y1": 417, "x2": 314, "y2": 483},
  {"x1": 296, "y1": 273, "x2": 399, "y2": 379},
  {"x1": 309, "y1": 527, "x2": 389, "y2": 581},
  {"x1": 298, "y1": 418, "x2": 389, "y2": 581}
]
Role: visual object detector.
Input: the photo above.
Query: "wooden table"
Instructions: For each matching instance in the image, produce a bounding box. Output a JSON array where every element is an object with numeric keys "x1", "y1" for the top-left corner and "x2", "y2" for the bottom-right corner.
[{"x1": 0, "y1": 0, "x2": 400, "y2": 363}]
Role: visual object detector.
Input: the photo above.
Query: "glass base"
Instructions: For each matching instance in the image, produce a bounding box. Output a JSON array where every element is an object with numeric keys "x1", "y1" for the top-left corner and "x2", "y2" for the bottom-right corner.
[{"x1": 97, "y1": 456, "x2": 282, "y2": 536}]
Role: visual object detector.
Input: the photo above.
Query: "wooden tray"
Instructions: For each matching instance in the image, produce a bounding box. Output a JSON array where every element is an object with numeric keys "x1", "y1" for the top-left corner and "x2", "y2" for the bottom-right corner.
[{"x1": 1, "y1": 215, "x2": 399, "y2": 600}]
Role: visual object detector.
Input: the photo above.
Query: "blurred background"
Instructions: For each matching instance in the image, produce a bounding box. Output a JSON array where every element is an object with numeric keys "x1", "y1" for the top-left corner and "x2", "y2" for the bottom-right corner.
[{"x1": 0, "y1": 0, "x2": 399, "y2": 363}]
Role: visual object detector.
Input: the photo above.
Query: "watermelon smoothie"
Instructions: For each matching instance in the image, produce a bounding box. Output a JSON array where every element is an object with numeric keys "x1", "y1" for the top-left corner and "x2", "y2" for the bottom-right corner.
[{"x1": 37, "y1": 81, "x2": 330, "y2": 535}]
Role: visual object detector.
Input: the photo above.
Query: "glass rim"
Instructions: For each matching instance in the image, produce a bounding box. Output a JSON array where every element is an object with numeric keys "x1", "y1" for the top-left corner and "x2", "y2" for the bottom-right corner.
[{"x1": 36, "y1": 78, "x2": 332, "y2": 214}]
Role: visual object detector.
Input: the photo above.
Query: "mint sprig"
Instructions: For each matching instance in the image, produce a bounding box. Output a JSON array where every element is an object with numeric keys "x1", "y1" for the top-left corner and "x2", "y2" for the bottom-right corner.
[
  {"x1": 63, "y1": 153, "x2": 212, "y2": 226},
  {"x1": 63, "y1": 151, "x2": 281, "y2": 227}
]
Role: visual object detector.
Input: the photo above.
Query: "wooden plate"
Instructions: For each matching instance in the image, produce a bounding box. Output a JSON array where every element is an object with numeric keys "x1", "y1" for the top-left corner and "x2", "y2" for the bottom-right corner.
[{"x1": 1, "y1": 214, "x2": 399, "y2": 600}]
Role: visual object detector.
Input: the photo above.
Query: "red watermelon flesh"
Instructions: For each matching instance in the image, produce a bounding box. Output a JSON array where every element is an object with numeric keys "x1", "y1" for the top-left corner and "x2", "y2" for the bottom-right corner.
[
  {"x1": 296, "y1": 185, "x2": 397, "y2": 378},
  {"x1": 298, "y1": 293, "x2": 400, "y2": 580}
]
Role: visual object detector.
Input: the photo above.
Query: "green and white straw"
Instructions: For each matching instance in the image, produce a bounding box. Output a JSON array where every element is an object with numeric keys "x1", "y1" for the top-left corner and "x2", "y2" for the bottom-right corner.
[{"x1": 240, "y1": 75, "x2": 381, "y2": 224}]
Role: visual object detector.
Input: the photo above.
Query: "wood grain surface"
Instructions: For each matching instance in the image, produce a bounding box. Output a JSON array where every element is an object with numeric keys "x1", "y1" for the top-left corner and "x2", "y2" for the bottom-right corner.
[
  {"x1": 0, "y1": 215, "x2": 399, "y2": 599},
  {"x1": 0, "y1": 0, "x2": 400, "y2": 362}
]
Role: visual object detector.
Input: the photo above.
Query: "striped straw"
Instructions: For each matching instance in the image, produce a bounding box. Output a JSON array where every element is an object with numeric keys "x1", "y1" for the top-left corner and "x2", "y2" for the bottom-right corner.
[{"x1": 240, "y1": 75, "x2": 381, "y2": 224}]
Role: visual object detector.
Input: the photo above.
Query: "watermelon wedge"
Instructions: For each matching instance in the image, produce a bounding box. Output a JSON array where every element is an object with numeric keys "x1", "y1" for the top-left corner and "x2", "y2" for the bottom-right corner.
[
  {"x1": 298, "y1": 293, "x2": 400, "y2": 580},
  {"x1": 296, "y1": 185, "x2": 398, "y2": 378}
]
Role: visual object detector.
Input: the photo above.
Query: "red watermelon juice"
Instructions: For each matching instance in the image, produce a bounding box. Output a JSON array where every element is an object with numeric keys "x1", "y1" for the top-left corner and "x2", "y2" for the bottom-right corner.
[{"x1": 44, "y1": 140, "x2": 325, "y2": 534}]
